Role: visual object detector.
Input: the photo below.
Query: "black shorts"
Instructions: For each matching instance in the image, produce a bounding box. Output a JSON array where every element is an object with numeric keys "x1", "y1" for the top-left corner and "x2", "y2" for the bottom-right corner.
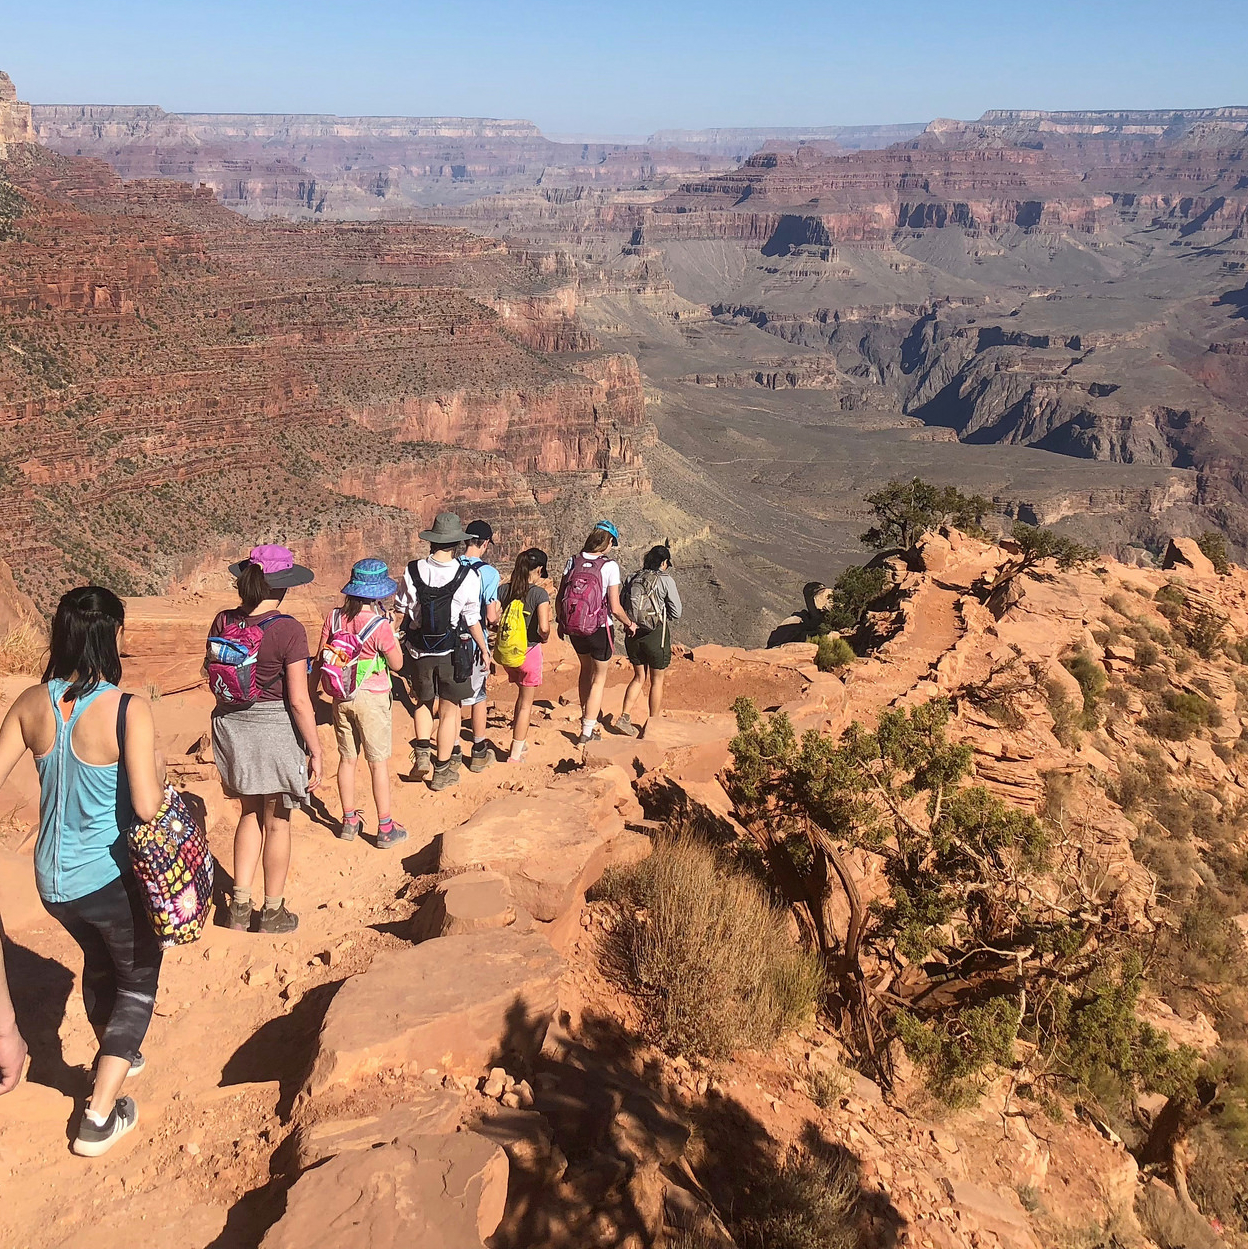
[
  {"x1": 569, "y1": 625, "x2": 614, "y2": 663},
  {"x1": 408, "y1": 652, "x2": 474, "y2": 705},
  {"x1": 625, "y1": 624, "x2": 672, "y2": 671}
]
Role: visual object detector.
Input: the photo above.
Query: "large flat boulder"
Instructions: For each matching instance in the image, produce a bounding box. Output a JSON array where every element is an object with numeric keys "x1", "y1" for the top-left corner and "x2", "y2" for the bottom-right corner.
[
  {"x1": 263, "y1": 1131, "x2": 508, "y2": 1249},
  {"x1": 440, "y1": 771, "x2": 642, "y2": 922},
  {"x1": 293, "y1": 1088, "x2": 464, "y2": 1170},
  {"x1": 1162, "y1": 537, "x2": 1217, "y2": 578},
  {"x1": 307, "y1": 929, "x2": 564, "y2": 1096},
  {"x1": 411, "y1": 870, "x2": 527, "y2": 942}
]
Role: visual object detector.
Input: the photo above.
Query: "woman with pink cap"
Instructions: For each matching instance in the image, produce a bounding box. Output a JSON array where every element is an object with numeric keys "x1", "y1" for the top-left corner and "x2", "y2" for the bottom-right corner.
[{"x1": 206, "y1": 545, "x2": 321, "y2": 935}]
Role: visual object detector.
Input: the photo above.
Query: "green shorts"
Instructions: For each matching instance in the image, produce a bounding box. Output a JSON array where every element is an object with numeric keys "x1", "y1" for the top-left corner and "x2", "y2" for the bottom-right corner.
[{"x1": 625, "y1": 625, "x2": 672, "y2": 671}]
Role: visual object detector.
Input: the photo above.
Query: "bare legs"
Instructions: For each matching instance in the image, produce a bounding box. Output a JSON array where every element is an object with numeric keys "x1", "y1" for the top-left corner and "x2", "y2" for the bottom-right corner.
[
  {"x1": 620, "y1": 665, "x2": 666, "y2": 735},
  {"x1": 435, "y1": 700, "x2": 461, "y2": 764},
  {"x1": 337, "y1": 753, "x2": 391, "y2": 819},
  {"x1": 233, "y1": 794, "x2": 292, "y2": 900},
  {"x1": 510, "y1": 685, "x2": 537, "y2": 751},
  {"x1": 578, "y1": 654, "x2": 610, "y2": 727}
]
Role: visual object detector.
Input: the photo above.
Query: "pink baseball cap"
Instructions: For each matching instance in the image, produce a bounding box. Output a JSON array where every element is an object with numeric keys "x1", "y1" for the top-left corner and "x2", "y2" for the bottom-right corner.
[{"x1": 228, "y1": 544, "x2": 315, "y2": 588}]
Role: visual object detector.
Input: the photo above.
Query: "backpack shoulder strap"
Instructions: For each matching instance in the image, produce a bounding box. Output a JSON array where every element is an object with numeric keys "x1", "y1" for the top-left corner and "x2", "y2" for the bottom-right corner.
[
  {"x1": 115, "y1": 693, "x2": 133, "y2": 824},
  {"x1": 408, "y1": 558, "x2": 426, "y2": 589},
  {"x1": 256, "y1": 612, "x2": 292, "y2": 633},
  {"x1": 449, "y1": 562, "x2": 472, "y2": 593},
  {"x1": 358, "y1": 612, "x2": 386, "y2": 642}
]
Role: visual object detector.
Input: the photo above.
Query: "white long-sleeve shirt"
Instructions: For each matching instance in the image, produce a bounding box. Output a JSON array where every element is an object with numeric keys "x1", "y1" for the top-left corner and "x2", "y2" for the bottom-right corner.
[{"x1": 396, "y1": 557, "x2": 482, "y2": 656}]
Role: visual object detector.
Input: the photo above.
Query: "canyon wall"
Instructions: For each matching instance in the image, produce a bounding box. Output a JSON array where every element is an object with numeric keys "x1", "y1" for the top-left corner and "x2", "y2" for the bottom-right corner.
[{"x1": 0, "y1": 134, "x2": 651, "y2": 610}]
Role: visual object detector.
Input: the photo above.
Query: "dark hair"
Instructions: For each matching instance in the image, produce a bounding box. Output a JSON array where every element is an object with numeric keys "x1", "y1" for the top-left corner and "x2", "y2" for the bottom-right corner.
[
  {"x1": 236, "y1": 562, "x2": 277, "y2": 614},
  {"x1": 582, "y1": 527, "x2": 613, "y2": 555},
  {"x1": 506, "y1": 548, "x2": 548, "y2": 605},
  {"x1": 43, "y1": 586, "x2": 125, "y2": 703},
  {"x1": 428, "y1": 540, "x2": 462, "y2": 556},
  {"x1": 643, "y1": 545, "x2": 672, "y2": 571},
  {"x1": 341, "y1": 594, "x2": 373, "y2": 622}
]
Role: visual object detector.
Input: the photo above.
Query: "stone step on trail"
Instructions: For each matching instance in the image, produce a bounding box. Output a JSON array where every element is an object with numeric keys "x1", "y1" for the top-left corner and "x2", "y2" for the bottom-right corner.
[
  {"x1": 439, "y1": 768, "x2": 648, "y2": 931},
  {"x1": 411, "y1": 869, "x2": 532, "y2": 942},
  {"x1": 263, "y1": 1129, "x2": 508, "y2": 1249},
  {"x1": 305, "y1": 928, "x2": 565, "y2": 1097}
]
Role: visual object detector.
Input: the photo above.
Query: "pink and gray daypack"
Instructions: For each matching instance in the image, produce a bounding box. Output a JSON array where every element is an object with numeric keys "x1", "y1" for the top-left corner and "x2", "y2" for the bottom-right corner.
[
  {"x1": 206, "y1": 612, "x2": 289, "y2": 706},
  {"x1": 558, "y1": 555, "x2": 609, "y2": 636},
  {"x1": 319, "y1": 609, "x2": 387, "y2": 701}
]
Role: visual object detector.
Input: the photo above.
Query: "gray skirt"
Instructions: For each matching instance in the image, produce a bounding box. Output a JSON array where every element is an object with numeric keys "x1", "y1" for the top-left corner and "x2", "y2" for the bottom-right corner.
[{"x1": 212, "y1": 699, "x2": 308, "y2": 808}]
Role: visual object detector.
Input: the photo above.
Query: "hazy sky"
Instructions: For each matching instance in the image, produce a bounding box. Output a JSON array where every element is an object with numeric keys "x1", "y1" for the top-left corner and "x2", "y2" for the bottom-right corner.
[{"x1": 6, "y1": 0, "x2": 1247, "y2": 134}]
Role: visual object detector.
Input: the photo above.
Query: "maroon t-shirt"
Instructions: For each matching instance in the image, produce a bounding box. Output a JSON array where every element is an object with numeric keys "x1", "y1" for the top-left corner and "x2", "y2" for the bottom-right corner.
[{"x1": 210, "y1": 609, "x2": 309, "y2": 702}]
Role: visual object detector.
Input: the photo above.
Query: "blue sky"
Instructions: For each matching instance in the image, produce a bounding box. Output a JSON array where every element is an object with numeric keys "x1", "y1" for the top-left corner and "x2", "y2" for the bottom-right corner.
[{"x1": 6, "y1": 0, "x2": 1246, "y2": 135}]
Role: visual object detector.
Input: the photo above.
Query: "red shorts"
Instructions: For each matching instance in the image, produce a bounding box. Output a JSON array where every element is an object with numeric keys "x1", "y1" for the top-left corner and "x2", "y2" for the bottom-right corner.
[{"x1": 504, "y1": 645, "x2": 543, "y2": 688}]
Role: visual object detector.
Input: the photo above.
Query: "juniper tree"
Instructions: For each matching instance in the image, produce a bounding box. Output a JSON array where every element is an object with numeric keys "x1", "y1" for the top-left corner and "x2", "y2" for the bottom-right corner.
[{"x1": 859, "y1": 478, "x2": 989, "y2": 550}]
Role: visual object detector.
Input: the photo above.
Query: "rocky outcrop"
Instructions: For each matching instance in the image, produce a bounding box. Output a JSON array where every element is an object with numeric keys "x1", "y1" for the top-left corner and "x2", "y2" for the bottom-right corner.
[{"x1": 0, "y1": 73, "x2": 32, "y2": 154}]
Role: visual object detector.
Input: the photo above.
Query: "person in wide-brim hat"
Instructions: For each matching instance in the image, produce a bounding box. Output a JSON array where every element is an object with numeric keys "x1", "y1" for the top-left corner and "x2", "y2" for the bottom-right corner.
[
  {"x1": 418, "y1": 513, "x2": 472, "y2": 545},
  {"x1": 227, "y1": 544, "x2": 315, "y2": 589},
  {"x1": 341, "y1": 558, "x2": 399, "y2": 600}
]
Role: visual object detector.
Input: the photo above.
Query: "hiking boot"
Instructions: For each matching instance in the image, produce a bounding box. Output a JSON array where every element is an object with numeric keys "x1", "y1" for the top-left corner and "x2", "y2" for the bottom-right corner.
[
  {"x1": 224, "y1": 897, "x2": 253, "y2": 931},
  {"x1": 73, "y1": 1096, "x2": 138, "y2": 1157},
  {"x1": 614, "y1": 714, "x2": 639, "y2": 738},
  {"x1": 468, "y1": 742, "x2": 494, "y2": 772},
  {"x1": 430, "y1": 760, "x2": 460, "y2": 792},
  {"x1": 409, "y1": 748, "x2": 433, "y2": 783},
  {"x1": 575, "y1": 727, "x2": 602, "y2": 747},
  {"x1": 337, "y1": 810, "x2": 362, "y2": 842},
  {"x1": 257, "y1": 902, "x2": 299, "y2": 935},
  {"x1": 376, "y1": 819, "x2": 408, "y2": 850}
]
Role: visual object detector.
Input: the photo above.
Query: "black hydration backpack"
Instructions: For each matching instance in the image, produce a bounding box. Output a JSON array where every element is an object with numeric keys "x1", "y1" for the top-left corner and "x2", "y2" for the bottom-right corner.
[{"x1": 405, "y1": 560, "x2": 471, "y2": 653}]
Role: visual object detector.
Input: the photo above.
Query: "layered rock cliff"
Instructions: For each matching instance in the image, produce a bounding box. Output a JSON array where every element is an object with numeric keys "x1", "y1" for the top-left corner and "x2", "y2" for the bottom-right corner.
[{"x1": 0, "y1": 138, "x2": 652, "y2": 609}]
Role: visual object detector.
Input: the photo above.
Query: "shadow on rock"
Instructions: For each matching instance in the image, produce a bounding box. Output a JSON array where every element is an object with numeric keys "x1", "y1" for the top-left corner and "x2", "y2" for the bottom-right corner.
[
  {"x1": 479, "y1": 1006, "x2": 905, "y2": 1249},
  {"x1": 3, "y1": 930, "x2": 83, "y2": 1100},
  {"x1": 220, "y1": 978, "x2": 345, "y2": 1120}
]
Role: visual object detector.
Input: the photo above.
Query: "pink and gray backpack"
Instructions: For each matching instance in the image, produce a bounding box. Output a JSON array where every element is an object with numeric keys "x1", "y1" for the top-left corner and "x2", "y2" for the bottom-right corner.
[
  {"x1": 558, "y1": 555, "x2": 609, "y2": 636},
  {"x1": 206, "y1": 612, "x2": 289, "y2": 706},
  {"x1": 319, "y1": 609, "x2": 387, "y2": 701}
]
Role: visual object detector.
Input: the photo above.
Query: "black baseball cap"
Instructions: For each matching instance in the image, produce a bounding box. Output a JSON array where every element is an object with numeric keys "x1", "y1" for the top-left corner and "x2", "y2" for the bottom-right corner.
[{"x1": 465, "y1": 520, "x2": 494, "y2": 543}]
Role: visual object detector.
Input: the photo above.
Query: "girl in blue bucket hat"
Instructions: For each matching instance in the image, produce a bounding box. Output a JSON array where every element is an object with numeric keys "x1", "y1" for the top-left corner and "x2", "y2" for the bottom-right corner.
[{"x1": 311, "y1": 559, "x2": 407, "y2": 849}]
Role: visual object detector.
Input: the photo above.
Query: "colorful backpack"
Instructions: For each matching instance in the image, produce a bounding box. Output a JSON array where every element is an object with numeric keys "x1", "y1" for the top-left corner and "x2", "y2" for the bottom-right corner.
[
  {"x1": 319, "y1": 609, "x2": 387, "y2": 700},
  {"x1": 494, "y1": 595, "x2": 530, "y2": 668},
  {"x1": 118, "y1": 697, "x2": 213, "y2": 948},
  {"x1": 623, "y1": 569, "x2": 666, "y2": 633},
  {"x1": 558, "y1": 555, "x2": 608, "y2": 637},
  {"x1": 206, "y1": 612, "x2": 289, "y2": 706}
]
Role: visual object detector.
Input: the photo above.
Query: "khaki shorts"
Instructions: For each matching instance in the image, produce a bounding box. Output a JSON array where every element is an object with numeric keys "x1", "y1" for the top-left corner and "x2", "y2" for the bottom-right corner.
[{"x1": 332, "y1": 688, "x2": 393, "y2": 763}]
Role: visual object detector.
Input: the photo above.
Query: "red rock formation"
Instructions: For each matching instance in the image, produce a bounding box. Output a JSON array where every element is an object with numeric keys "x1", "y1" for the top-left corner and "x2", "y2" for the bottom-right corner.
[{"x1": 0, "y1": 139, "x2": 650, "y2": 608}]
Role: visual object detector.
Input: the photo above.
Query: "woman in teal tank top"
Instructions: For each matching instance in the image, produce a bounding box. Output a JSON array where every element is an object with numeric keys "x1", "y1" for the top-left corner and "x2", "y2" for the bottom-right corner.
[{"x1": 0, "y1": 587, "x2": 166, "y2": 1156}]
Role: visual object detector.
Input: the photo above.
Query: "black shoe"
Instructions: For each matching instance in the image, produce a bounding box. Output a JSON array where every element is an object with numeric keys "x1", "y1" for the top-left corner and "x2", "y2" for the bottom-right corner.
[{"x1": 73, "y1": 1096, "x2": 138, "y2": 1157}]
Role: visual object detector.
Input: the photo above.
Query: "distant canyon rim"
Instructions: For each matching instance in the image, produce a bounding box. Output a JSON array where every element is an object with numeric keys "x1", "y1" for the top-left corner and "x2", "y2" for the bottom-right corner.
[{"x1": 3, "y1": 73, "x2": 1248, "y2": 644}]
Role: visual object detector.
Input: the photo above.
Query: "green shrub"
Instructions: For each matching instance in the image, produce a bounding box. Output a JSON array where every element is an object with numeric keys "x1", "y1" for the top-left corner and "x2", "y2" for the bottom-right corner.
[
  {"x1": 1063, "y1": 651, "x2": 1108, "y2": 728},
  {"x1": 1045, "y1": 679, "x2": 1082, "y2": 747},
  {"x1": 815, "y1": 635, "x2": 855, "y2": 672},
  {"x1": 1186, "y1": 610, "x2": 1228, "y2": 660},
  {"x1": 819, "y1": 564, "x2": 887, "y2": 633},
  {"x1": 895, "y1": 998, "x2": 1021, "y2": 1106},
  {"x1": 599, "y1": 836, "x2": 823, "y2": 1059},
  {"x1": 1198, "y1": 531, "x2": 1231, "y2": 575},
  {"x1": 1145, "y1": 691, "x2": 1219, "y2": 741},
  {"x1": 733, "y1": 1145, "x2": 861, "y2": 1249}
]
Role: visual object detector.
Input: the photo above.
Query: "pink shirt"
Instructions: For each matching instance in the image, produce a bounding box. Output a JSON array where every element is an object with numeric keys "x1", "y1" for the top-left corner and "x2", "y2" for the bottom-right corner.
[{"x1": 318, "y1": 606, "x2": 400, "y2": 694}]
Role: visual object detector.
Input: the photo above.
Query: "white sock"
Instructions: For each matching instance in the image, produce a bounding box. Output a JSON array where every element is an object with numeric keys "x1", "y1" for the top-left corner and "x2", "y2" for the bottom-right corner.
[
  {"x1": 510, "y1": 740, "x2": 527, "y2": 759},
  {"x1": 85, "y1": 1107, "x2": 109, "y2": 1126},
  {"x1": 581, "y1": 718, "x2": 597, "y2": 737},
  {"x1": 473, "y1": 735, "x2": 486, "y2": 746}
]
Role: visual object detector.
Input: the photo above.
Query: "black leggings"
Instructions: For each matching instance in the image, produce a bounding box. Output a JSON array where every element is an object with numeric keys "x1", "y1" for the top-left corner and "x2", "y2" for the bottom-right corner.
[{"x1": 43, "y1": 874, "x2": 163, "y2": 1064}]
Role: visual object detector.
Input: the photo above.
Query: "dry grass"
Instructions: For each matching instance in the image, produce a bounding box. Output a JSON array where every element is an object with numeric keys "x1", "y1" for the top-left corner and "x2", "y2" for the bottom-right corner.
[
  {"x1": 598, "y1": 835, "x2": 823, "y2": 1059},
  {"x1": 0, "y1": 621, "x2": 46, "y2": 677}
]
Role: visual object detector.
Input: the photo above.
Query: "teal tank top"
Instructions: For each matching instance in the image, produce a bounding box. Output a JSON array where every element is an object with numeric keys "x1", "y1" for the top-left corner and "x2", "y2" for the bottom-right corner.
[{"x1": 34, "y1": 679, "x2": 133, "y2": 904}]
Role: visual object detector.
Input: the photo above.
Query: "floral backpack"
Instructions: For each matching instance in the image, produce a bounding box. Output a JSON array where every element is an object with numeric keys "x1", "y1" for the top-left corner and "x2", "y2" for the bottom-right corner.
[
  {"x1": 319, "y1": 609, "x2": 387, "y2": 701},
  {"x1": 118, "y1": 696, "x2": 213, "y2": 947}
]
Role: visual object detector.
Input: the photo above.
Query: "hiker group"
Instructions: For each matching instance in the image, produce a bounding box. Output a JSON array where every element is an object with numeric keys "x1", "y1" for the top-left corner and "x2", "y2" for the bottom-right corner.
[{"x1": 0, "y1": 512, "x2": 680, "y2": 1155}]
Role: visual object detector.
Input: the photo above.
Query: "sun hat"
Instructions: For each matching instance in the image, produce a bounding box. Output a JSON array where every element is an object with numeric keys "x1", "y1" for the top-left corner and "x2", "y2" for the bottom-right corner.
[
  {"x1": 419, "y1": 512, "x2": 472, "y2": 545},
  {"x1": 228, "y1": 544, "x2": 315, "y2": 588},
  {"x1": 341, "y1": 558, "x2": 399, "y2": 600},
  {"x1": 465, "y1": 520, "x2": 494, "y2": 544},
  {"x1": 594, "y1": 519, "x2": 620, "y2": 547}
]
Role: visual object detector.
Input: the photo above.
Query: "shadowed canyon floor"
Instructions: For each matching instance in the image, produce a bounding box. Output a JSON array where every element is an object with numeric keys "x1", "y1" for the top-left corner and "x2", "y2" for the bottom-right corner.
[{"x1": 3, "y1": 533, "x2": 1248, "y2": 1246}]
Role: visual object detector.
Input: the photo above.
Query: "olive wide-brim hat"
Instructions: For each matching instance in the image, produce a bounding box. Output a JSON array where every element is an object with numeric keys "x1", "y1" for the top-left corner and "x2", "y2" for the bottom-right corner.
[
  {"x1": 419, "y1": 512, "x2": 473, "y2": 544},
  {"x1": 228, "y1": 544, "x2": 315, "y2": 588}
]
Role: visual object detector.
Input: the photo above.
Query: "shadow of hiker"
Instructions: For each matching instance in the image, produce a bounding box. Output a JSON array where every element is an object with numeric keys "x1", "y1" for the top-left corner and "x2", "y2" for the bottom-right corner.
[
  {"x1": 3, "y1": 929, "x2": 85, "y2": 1099},
  {"x1": 477, "y1": 1002, "x2": 906, "y2": 1249},
  {"x1": 219, "y1": 978, "x2": 345, "y2": 1121}
]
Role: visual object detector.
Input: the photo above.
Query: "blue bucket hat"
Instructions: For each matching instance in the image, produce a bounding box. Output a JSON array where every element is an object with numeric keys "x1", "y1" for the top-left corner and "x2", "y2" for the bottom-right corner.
[
  {"x1": 595, "y1": 519, "x2": 620, "y2": 547},
  {"x1": 341, "y1": 558, "x2": 398, "y2": 600}
]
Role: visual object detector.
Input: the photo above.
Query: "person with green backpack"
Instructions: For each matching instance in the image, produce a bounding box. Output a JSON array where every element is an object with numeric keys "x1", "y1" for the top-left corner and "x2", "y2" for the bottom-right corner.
[
  {"x1": 494, "y1": 548, "x2": 552, "y2": 763},
  {"x1": 617, "y1": 544, "x2": 682, "y2": 739}
]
